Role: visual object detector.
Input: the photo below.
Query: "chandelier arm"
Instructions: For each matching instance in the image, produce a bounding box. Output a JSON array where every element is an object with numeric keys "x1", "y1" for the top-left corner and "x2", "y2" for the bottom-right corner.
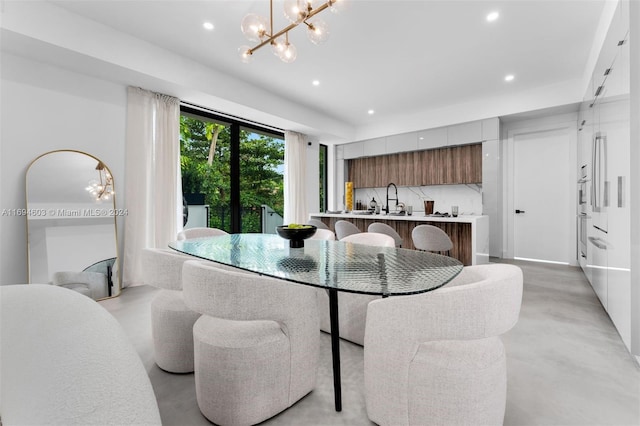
[
  {"x1": 248, "y1": 0, "x2": 334, "y2": 55},
  {"x1": 270, "y1": 0, "x2": 274, "y2": 40},
  {"x1": 249, "y1": 22, "x2": 298, "y2": 53}
]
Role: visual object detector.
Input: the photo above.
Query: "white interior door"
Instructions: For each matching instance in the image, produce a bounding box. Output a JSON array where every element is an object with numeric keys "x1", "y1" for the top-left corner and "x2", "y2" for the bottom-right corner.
[{"x1": 513, "y1": 128, "x2": 571, "y2": 264}]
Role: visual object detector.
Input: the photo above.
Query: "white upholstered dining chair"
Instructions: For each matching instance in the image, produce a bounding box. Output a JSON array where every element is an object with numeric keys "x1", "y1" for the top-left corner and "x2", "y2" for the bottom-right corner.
[
  {"x1": 181, "y1": 260, "x2": 320, "y2": 425},
  {"x1": 176, "y1": 227, "x2": 228, "y2": 240},
  {"x1": 317, "y1": 231, "x2": 393, "y2": 346},
  {"x1": 309, "y1": 228, "x2": 336, "y2": 240},
  {"x1": 341, "y1": 232, "x2": 395, "y2": 247},
  {"x1": 364, "y1": 263, "x2": 523, "y2": 426},
  {"x1": 140, "y1": 248, "x2": 200, "y2": 373}
]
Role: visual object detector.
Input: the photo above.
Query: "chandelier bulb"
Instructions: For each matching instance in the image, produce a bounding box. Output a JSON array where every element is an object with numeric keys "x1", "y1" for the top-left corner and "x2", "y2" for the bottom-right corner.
[
  {"x1": 284, "y1": 0, "x2": 309, "y2": 24},
  {"x1": 329, "y1": 0, "x2": 345, "y2": 14},
  {"x1": 278, "y1": 42, "x2": 297, "y2": 63},
  {"x1": 241, "y1": 13, "x2": 268, "y2": 42},
  {"x1": 239, "y1": 46, "x2": 254, "y2": 63},
  {"x1": 307, "y1": 18, "x2": 329, "y2": 45}
]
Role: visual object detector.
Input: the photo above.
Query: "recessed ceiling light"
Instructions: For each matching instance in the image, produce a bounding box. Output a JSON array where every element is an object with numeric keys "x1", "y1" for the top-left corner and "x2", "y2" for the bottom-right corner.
[
  {"x1": 203, "y1": 22, "x2": 214, "y2": 31},
  {"x1": 312, "y1": 80, "x2": 320, "y2": 86},
  {"x1": 504, "y1": 74, "x2": 515, "y2": 82},
  {"x1": 368, "y1": 109, "x2": 375, "y2": 115},
  {"x1": 486, "y1": 11, "x2": 499, "y2": 22}
]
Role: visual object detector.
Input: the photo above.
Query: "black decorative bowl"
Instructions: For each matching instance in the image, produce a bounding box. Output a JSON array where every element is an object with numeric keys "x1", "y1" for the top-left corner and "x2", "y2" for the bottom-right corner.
[{"x1": 275, "y1": 225, "x2": 317, "y2": 248}]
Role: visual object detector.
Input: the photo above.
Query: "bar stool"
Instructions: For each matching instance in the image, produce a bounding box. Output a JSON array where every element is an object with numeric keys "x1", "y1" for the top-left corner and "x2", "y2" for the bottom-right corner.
[
  {"x1": 411, "y1": 224, "x2": 453, "y2": 256},
  {"x1": 368, "y1": 222, "x2": 403, "y2": 247}
]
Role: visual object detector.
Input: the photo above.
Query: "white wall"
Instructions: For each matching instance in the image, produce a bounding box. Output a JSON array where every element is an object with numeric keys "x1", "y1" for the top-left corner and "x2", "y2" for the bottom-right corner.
[{"x1": 0, "y1": 53, "x2": 127, "y2": 285}]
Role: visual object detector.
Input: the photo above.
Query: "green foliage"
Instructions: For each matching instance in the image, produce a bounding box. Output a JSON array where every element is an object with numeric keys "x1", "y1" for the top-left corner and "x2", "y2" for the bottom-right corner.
[{"x1": 180, "y1": 115, "x2": 284, "y2": 233}]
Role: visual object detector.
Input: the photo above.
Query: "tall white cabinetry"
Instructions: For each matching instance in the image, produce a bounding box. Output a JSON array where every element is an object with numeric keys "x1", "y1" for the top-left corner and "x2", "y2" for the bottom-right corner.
[{"x1": 580, "y1": 0, "x2": 631, "y2": 351}]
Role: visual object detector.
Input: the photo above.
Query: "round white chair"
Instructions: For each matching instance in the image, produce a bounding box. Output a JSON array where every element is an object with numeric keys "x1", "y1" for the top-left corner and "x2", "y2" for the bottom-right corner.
[
  {"x1": 182, "y1": 260, "x2": 320, "y2": 425},
  {"x1": 341, "y1": 232, "x2": 395, "y2": 248},
  {"x1": 364, "y1": 264, "x2": 523, "y2": 426},
  {"x1": 309, "y1": 228, "x2": 336, "y2": 240},
  {"x1": 0, "y1": 284, "x2": 161, "y2": 425},
  {"x1": 51, "y1": 270, "x2": 108, "y2": 300},
  {"x1": 368, "y1": 222, "x2": 403, "y2": 247},
  {"x1": 140, "y1": 248, "x2": 200, "y2": 373},
  {"x1": 317, "y1": 231, "x2": 393, "y2": 346},
  {"x1": 335, "y1": 220, "x2": 362, "y2": 240},
  {"x1": 176, "y1": 227, "x2": 228, "y2": 240},
  {"x1": 411, "y1": 224, "x2": 453, "y2": 254}
]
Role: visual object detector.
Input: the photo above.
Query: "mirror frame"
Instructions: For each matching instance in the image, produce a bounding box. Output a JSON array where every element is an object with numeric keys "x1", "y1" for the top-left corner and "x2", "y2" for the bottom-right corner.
[{"x1": 25, "y1": 149, "x2": 121, "y2": 300}]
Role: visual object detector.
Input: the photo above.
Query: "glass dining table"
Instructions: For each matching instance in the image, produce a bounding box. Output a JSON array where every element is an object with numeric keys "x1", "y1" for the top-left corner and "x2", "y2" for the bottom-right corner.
[{"x1": 169, "y1": 233, "x2": 463, "y2": 412}]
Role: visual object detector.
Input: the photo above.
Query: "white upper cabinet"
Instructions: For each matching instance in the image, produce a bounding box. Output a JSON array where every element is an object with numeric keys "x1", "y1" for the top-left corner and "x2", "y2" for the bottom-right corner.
[
  {"x1": 417, "y1": 127, "x2": 447, "y2": 150},
  {"x1": 447, "y1": 121, "x2": 482, "y2": 146},
  {"x1": 343, "y1": 141, "x2": 364, "y2": 159},
  {"x1": 481, "y1": 118, "x2": 499, "y2": 141},
  {"x1": 363, "y1": 137, "x2": 386, "y2": 156},
  {"x1": 385, "y1": 132, "x2": 417, "y2": 153}
]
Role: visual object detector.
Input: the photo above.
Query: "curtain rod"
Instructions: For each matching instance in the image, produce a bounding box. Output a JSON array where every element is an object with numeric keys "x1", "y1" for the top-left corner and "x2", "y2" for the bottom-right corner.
[{"x1": 180, "y1": 101, "x2": 285, "y2": 134}]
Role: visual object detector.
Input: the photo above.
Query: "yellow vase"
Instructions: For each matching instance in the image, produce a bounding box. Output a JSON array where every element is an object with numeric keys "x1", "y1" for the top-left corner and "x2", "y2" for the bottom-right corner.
[{"x1": 345, "y1": 182, "x2": 354, "y2": 211}]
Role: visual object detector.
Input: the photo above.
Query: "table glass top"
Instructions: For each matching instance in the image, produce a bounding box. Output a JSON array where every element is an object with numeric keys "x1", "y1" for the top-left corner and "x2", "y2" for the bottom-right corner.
[{"x1": 169, "y1": 234, "x2": 462, "y2": 296}]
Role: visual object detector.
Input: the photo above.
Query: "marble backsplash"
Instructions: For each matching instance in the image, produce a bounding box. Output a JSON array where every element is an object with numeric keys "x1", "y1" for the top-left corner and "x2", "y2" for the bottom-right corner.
[{"x1": 353, "y1": 184, "x2": 483, "y2": 216}]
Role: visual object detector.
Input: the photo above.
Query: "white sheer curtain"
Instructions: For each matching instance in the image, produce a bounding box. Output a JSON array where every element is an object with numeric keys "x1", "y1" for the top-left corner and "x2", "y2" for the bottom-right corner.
[
  {"x1": 123, "y1": 87, "x2": 181, "y2": 286},
  {"x1": 283, "y1": 131, "x2": 308, "y2": 225}
]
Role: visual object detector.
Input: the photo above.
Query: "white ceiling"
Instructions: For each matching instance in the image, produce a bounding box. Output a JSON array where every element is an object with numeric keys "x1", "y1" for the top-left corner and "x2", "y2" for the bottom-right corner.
[{"x1": 4, "y1": 0, "x2": 608, "y2": 141}]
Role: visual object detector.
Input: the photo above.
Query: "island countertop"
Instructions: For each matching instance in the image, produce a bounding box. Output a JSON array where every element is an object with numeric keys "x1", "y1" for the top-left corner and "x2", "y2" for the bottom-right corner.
[
  {"x1": 309, "y1": 213, "x2": 489, "y2": 265},
  {"x1": 310, "y1": 212, "x2": 487, "y2": 224}
]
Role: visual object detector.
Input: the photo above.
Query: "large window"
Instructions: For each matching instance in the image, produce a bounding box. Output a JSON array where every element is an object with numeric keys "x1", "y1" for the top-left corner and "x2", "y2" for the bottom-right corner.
[{"x1": 179, "y1": 106, "x2": 284, "y2": 233}]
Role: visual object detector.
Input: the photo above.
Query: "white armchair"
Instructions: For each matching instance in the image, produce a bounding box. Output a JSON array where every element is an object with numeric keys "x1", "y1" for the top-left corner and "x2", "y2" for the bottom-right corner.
[
  {"x1": 140, "y1": 248, "x2": 201, "y2": 373},
  {"x1": 52, "y1": 270, "x2": 109, "y2": 300},
  {"x1": 364, "y1": 264, "x2": 523, "y2": 426},
  {"x1": 182, "y1": 260, "x2": 320, "y2": 425},
  {"x1": 0, "y1": 284, "x2": 161, "y2": 425},
  {"x1": 176, "y1": 227, "x2": 227, "y2": 240}
]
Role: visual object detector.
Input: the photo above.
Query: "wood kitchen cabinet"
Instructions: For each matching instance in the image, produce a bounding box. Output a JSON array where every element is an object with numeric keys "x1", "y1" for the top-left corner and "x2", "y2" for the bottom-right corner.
[{"x1": 348, "y1": 143, "x2": 482, "y2": 188}]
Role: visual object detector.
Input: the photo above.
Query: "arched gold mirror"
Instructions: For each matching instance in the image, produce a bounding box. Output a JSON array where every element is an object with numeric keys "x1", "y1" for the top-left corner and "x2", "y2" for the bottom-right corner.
[{"x1": 26, "y1": 150, "x2": 120, "y2": 300}]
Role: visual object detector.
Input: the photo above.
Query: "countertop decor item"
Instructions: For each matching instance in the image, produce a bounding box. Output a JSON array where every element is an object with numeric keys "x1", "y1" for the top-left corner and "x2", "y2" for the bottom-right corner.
[
  {"x1": 345, "y1": 182, "x2": 354, "y2": 212},
  {"x1": 276, "y1": 225, "x2": 317, "y2": 248}
]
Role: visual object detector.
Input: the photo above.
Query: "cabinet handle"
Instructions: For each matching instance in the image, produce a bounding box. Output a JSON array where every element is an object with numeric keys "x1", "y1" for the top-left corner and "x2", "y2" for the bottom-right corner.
[
  {"x1": 588, "y1": 236, "x2": 608, "y2": 250},
  {"x1": 515, "y1": 209, "x2": 525, "y2": 214}
]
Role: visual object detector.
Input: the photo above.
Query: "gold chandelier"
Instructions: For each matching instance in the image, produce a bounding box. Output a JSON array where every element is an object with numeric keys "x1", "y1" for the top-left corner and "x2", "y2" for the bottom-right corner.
[
  {"x1": 239, "y1": 0, "x2": 343, "y2": 63},
  {"x1": 86, "y1": 162, "x2": 114, "y2": 201}
]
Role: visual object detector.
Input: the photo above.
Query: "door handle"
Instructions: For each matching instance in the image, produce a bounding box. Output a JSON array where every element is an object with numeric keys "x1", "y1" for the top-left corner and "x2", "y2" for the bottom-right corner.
[{"x1": 515, "y1": 209, "x2": 526, "y2": 214}]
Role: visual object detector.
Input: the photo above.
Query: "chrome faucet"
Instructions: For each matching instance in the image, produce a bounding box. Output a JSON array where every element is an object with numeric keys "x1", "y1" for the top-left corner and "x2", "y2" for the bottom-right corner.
[{"x1": 385, "y1": 183, "x2": 398, "y2": 214}]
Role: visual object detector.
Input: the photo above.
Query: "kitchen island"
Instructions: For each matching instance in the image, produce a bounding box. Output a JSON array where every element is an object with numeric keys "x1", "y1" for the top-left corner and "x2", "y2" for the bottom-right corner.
[{"x1": 309, "y1": 213, "x2": 489, "y2": 266}]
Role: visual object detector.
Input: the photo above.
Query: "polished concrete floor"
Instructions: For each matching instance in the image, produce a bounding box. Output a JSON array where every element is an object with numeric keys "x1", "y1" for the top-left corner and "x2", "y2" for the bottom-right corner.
[{"x1": 101, "y1": 260, "x2": 640, "y2": 425}]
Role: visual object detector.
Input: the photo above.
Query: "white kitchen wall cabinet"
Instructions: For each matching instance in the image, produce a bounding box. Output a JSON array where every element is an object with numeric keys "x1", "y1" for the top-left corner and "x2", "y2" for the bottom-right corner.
[
  {"x1": 447, "y1": 121, "x2": 482, "y2": 146},
  {"x1": 481, "y1": 118, "x2": 500, "y2": 141},
  {"x1": 417, "y1": 127, "x2": 447, "y2": 150},
  {"x1": 385, "y1": 133, "x2": 417, "y2": 153},
  {"x1": 362, "y1": 137, "x2": 386, "y2": 156},
  {"x1": 343, "y1": 141, "x2": 364, "y2": 159}
]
